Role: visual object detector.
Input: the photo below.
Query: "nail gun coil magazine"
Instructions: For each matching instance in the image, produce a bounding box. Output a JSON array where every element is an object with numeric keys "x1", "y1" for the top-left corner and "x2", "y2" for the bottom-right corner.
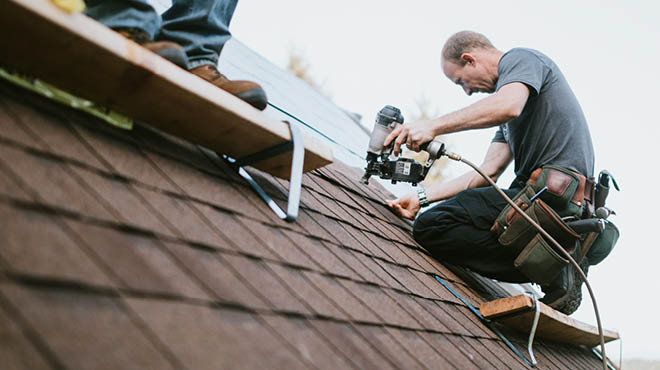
[
  {"x1": 396, "y1": 160, "x2": 412, "y2": 176},
  {"x1": 361, "y1": 105, "x2": 445, "y2": 186}
]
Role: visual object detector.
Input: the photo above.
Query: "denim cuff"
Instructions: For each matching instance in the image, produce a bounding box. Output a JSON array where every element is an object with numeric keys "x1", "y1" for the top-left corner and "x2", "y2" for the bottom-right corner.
[{"x1": 187, "y1": 59, "x2": 217, "y2": 69}]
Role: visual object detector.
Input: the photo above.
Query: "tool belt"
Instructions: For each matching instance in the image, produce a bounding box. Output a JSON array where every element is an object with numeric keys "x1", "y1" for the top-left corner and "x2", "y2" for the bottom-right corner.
[{"x1": 491, "y1": 165, "x2": 595, "y2": 284}]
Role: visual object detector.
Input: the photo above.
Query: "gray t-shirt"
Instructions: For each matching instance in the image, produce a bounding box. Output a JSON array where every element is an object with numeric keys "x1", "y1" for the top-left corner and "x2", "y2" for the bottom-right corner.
[{"x1": 492, "y1": 48, "x2": 594, "y2": 180}]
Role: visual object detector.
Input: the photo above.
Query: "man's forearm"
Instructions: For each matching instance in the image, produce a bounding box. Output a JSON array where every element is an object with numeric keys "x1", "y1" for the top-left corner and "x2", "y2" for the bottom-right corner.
[
  {"x1": 425, "y1": 171, "x2": 489, "y2": 203},
  {"x1": 429, "y1": 92, "x2": 520, "y2": 137},
  {"x1": 424, "y1": 141, "x2": 512, "y2": 203}
]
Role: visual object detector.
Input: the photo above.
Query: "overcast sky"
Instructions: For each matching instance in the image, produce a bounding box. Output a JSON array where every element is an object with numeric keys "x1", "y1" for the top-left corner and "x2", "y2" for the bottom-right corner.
[{"x1": 224, "y1": 0, "x2": 660, "y2": 360}]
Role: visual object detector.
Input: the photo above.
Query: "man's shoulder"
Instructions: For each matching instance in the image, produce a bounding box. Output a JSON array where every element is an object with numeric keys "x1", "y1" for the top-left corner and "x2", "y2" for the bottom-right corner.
[{"x1": 502, "y1": 47, "x2": 549, "y2": 64}]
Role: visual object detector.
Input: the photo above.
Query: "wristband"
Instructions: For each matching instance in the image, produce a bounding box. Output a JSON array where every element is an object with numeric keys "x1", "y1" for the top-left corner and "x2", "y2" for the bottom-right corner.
[{"x1": 417, "y1": 187, "x2": 430, "y2": 208}]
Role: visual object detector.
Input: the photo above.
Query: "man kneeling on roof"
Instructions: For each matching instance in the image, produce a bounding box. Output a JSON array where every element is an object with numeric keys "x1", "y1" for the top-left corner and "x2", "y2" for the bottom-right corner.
[{"x1": 385, "y1": 31, "x2": 598, "y2": 315}]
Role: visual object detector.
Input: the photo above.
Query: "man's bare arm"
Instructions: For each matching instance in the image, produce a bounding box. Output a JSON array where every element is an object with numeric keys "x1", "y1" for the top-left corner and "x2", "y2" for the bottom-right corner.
[
  {"x1": 386, "y1": 82, "x2": 530, "y2": 155},
  {"x1": 431, "y1": 82, "x2": 530, "y2": 135}
]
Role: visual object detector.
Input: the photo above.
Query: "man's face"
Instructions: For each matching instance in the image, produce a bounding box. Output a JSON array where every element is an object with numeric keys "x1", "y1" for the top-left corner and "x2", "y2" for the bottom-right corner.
[{"x1": 442, "y1": 55, "x2": 496, "y2": 96}]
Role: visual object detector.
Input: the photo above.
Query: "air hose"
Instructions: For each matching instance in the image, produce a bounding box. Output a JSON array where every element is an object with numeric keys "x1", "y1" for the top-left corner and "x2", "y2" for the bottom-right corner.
[{"x1": 444, "y1": 151, "x2": 608, "y2": 370}]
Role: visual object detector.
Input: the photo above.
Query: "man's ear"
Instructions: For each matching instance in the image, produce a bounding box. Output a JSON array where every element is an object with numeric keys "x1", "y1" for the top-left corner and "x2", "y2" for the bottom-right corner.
[{"x1": 461, "y1": 53, "x2": 475, "y2": 66}]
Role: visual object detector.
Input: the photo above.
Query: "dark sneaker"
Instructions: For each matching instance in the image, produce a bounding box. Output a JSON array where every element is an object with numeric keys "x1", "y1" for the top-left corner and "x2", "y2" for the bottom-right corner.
[
  {"x1": 540, "y1": 256, "x2": 589, "y2": 315},
  {"x1": 190, "y1": 64, "x2": 268, "y2": 111},
  {"x1": 115, "y1": 28, "x2": 189, "y2": 69}
]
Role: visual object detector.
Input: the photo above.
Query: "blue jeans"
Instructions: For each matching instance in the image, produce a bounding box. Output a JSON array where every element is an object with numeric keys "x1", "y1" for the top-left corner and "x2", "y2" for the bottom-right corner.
[{"x1": 85, "y1": 0, "x2": 238, "y2": 68}]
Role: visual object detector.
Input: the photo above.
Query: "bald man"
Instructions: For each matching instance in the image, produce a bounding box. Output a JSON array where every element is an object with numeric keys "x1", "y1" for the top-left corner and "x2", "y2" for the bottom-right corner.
[{"x1": 386, "y1": 31, "x2": 594, "y2": 314}]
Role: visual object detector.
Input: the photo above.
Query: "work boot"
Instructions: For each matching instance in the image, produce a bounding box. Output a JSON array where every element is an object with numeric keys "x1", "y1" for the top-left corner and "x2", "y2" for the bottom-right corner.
[
  {"x1": 540, "y1": 255, "x2": 589, "y2": 315},
  {"x1": 190, "y1": 64, "x2": 268, "y2": 111},
  {"x1": 115, "y1": 28, "x2": 189, "y2": 69}
]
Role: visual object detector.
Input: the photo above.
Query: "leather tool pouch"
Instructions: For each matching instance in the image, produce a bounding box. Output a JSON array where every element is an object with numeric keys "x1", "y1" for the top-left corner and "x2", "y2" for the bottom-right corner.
[
  {"x1": 492, "y1": 187, "x2": 580, "y2": 283},
  {"x1": 528, "y1": 165, "x2": 586, "y2": 218},
  {"x1": 514, "y1": 234, "x2": 569, "y2": 284}
]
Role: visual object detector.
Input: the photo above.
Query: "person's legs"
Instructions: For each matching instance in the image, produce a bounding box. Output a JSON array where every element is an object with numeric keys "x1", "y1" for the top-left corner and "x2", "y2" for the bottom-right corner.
[
  {"x1": 158, "y1": 0, "x2": 266, "y2": 109},
  {"x1": 87, "y1": 0, "x2": 266, "y2": 109},
  {"x1": 413, "y1": 187, "x2": 529, "y2": 282},
  {"x1": 414, "y1": 185, "x2": 588, "y2": 314},
  {"x1": 85, "y1": 0, "x2": 162, "y2": 39},
  {"x1": 158, "y1": 0, "x2": 238, "y2": 68}
]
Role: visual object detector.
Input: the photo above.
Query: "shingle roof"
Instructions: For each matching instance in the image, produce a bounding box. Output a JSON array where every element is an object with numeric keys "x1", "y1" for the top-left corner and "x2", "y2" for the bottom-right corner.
[{"x1": 0, "y1": 80, "x2": 606, "y2": 369}]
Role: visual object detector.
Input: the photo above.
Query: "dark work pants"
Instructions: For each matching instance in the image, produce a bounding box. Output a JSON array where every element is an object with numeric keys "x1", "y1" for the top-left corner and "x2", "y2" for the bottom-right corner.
[{"x1": 413, "y1": 186, "x2": 531, "y2": 283}]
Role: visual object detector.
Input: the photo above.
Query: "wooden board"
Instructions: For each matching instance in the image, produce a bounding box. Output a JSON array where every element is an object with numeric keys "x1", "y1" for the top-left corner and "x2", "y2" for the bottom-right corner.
[
  {"x1": 480, "y1": 295, "x2": 619, "y2": 347},
  {"x1": 0, "y1": 0, "x2": 333, "y2": 179}
]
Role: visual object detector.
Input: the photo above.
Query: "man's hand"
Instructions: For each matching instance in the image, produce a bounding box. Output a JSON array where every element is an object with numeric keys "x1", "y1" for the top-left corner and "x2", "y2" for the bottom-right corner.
[
  {"x1": 384, "y1": 120, "x2": 436, "y2": 156},
  {"x1": 386, "y1": 192, "x2": 420, "y2": 220}
]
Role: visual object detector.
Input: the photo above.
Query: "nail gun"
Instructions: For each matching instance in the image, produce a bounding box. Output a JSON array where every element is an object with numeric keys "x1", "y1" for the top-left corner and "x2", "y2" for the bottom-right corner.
[{"x1": 360, "y1": 105, "x2": 446, "y2": 186}]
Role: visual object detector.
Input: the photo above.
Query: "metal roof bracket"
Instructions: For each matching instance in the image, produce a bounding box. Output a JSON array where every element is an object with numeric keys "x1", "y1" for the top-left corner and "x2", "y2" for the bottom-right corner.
[
  {"x1": 223, "y1": 120, "x2": 303, "y2": 222},
  {"x1": 524, "y1": 294, "x2": 541, "y2": 366},
  {"x1": 481, "y1": 293, "x2": 541, "y2": 366},
  {"x1": 434, "y1": 275, "x2": 538, "y2": 367}
]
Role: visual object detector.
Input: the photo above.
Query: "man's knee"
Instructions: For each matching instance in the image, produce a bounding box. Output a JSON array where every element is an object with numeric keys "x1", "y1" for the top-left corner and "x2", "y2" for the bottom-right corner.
[
  {"x1": 412, "y1": 207, "x2": 453, "y2": 244},
  {"x1": 412, "y1": 210, "x2": 431, "y2": 242}
]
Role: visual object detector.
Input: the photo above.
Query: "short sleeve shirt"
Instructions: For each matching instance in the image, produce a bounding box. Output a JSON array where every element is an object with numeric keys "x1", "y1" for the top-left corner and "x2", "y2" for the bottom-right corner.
[{"x1": 492, "y1": 48, "x2": 594, "y2": 179}]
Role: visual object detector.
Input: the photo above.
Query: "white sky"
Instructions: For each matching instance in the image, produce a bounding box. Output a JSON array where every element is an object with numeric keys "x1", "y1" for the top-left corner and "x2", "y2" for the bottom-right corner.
[{"x1": 227, "y1": 0, "x2": 660, "y2": 360}]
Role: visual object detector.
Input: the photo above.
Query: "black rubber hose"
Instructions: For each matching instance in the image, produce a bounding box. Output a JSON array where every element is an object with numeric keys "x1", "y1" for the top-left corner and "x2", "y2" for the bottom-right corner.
[{"x1": 446, "y1": 152, "x2": 608, "y2": 370}]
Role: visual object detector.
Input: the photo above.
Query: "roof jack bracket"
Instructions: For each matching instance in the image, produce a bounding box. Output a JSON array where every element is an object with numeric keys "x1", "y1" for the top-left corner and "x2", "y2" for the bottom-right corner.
[
  {"x1": 434, "y1": 275, "x2": 539, "y2": 367},
  {"x1": 222, "y1": 120, "x2": 303, "y2": 222},
  {"x1": 525, "y1": 293, "x2": 541, "y2": 367}
]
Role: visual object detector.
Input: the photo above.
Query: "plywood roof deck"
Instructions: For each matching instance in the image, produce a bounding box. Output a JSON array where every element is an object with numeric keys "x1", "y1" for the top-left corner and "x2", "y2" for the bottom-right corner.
[
  {"x1": 480, "y1": 295, "x2": 620, "y2": 347},
  {"x1": 0, "y1": 0, "x2": 333, "y2": 179}
]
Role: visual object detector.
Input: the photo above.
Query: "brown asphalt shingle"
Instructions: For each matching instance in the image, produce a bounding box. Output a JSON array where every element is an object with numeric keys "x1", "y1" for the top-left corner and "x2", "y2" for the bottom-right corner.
[
  {"x1": 1, "y1": 98, "x2": 105, "y2": 170},
  {"x1": 306, "y1": 320, "x2": 400, "y2": 370},
  {"x1": 161, "y1": 241, "x2": 270, "y2": 310},
  {"x1": 0, "y1": 81, "x2": 607, "y2": 369},
  {"x1": 385, "y1": 328, "x2": 458, "y2": 369},
  {"x1": 0, "y1": 145, "x2": 115, "y2": 220},
  {"x1": 0, "y1": 291, "x2": 52, "y2": 370},
  {"x1": 0, "y1": 283, "x2": 178, "y2": 370},
  {"x1": 260, "y1": 314, "x2": 358, "y2": 370},
  {"x1": 329, "y1": 246, "x2": 386, "y2": 285},
  {"x1": 302, "y1": 272, "x2": 380, "y2": 324},
  {"x1": 222, "y1": 254, "x2": 311, "y2": 315},
  {"x1": 0, "y1": 100, "x2": 40, "y2": 146},
  {"x1": 125, "y1": 298, "x2": 311, "y2": 370},
  {"x1": 282, "y1": 230, "x2": 358, "y2": 279},
  {"x1": 0, "y1": 204, "x2": 115, "y2": 288},
  {"x1": 267, "y1": 263, "x2": 348, "y2": 319},
  {"x1": 134, "y1": 186, "x2": 228, "y2": 246},
  {"x1": 0, "y1": 162, "x2": 32, "y2": 201},
  {"x1": 68, "y1": 121, "x2": 180, "y2": 192},
  {"x1": 353, "y1": 325, "x2": 426, "y2": 370},
  {"x1": 338, "y1": 279, "x2": 420, "y2": 328},
  {"x1": 66, "y1": 221, "x2": 211, "y2": 300},
  {"x1": 197, "y1": 209, "x2": 278, "y2": 258}
]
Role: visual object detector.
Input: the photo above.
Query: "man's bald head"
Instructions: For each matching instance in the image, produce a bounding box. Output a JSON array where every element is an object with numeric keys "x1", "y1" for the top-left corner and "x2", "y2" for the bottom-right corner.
[{"x1": 442, "y1": 31, "x2": 495, "y2": 66}]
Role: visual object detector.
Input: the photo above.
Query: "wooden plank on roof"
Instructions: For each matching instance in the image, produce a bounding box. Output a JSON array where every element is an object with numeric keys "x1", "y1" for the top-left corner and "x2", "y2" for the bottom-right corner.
[
  {"x1": 0, "y1": 0, "x2": 333, "y2": 179},
  {"x1": 480, "y1": 295, "x2": 619, "y2": 347}
]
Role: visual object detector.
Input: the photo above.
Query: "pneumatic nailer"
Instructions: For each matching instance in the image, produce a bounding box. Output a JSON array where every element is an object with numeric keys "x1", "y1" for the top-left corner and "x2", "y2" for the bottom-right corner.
[{"x1": 360, "y1": 105, "x2": 446, "y2": 186}]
